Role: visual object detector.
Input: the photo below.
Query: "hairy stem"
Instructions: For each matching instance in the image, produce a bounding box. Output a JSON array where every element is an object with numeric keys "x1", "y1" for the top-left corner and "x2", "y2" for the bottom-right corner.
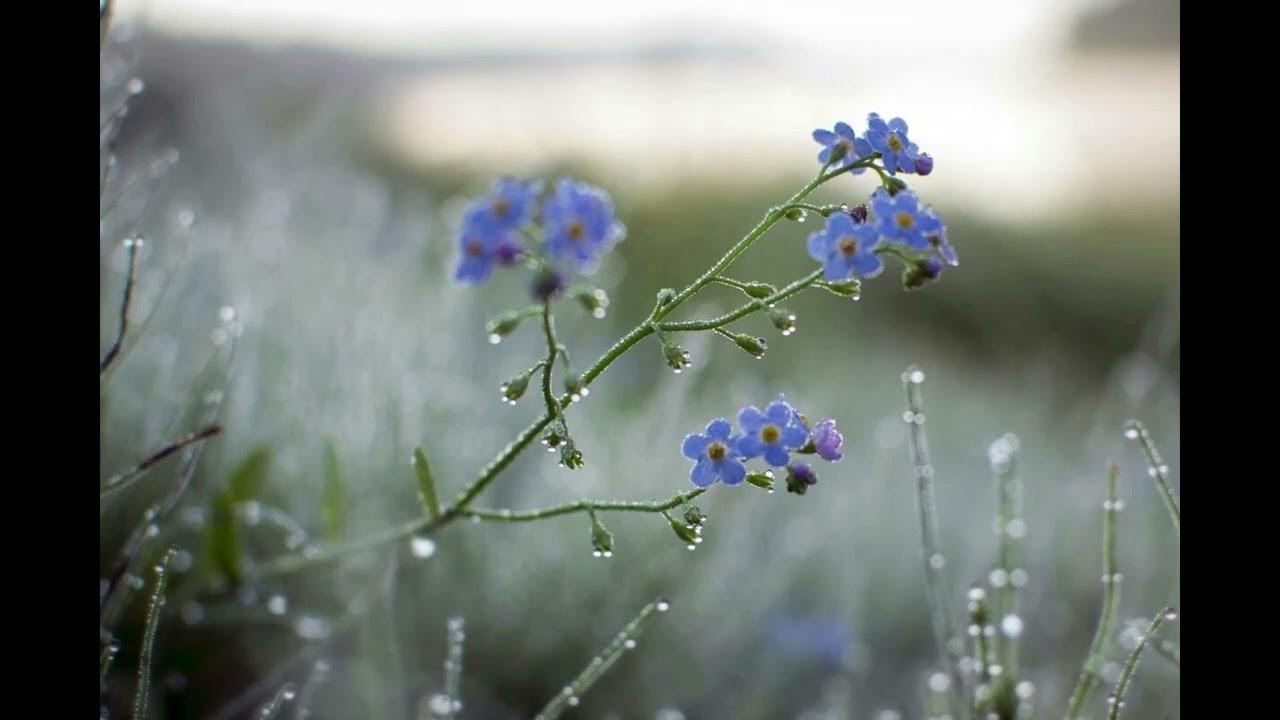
[{"x1": 1065, "y1": 463, "x2": 1123, "y2": 720}]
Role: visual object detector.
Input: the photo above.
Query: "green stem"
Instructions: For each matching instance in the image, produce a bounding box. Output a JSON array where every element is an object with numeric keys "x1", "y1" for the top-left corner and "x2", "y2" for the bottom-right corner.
[
  {"x1": 464, "y1": 488, "x2": 707, "y2": 522},
  {"x1": 1107, "y1": 609, "x2": 1174, "y2": 720},
  {"x1": 1065, "y1": 464, "x2": 1123, "y2": 720},
  {"x1": 540, "y1": 302, "x2": 567, "y2": 429},
  {"x1": 1124, "y1": 420, "x2": 1179, "y2": 536},
  {"x1": 657, "y1": 270, "x2": 823, "y2": 333}
]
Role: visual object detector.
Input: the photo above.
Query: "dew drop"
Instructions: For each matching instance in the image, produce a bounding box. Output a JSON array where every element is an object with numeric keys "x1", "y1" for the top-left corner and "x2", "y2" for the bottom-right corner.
[
  {"x1": 656, "y1": 599, "x2": 671, "y2": 612},
  {"x1": 1006, "y1": 519, "x2": 1027, "y2": 538},
  {"x1": 1001, "y1": 614, "x2": 1024, "y2": 638},
  {"x1": 909, "y1": 369, "x2": 925, "y2": 384},
  {"x1": 592, "y1": 550, "x2": 602, "y2": 558},
  {"x1": 127, "y1": 78, "x2": 145, "y2": 94},
  {"x1": 567, "y1": 696, "x2": 580, "y2": 707},
  {"x1": 1163, "y1": 608, "x2": 1178, "y2": 621},
  {"x1": 988, "y1": 569, "x2": 1009, "y2": 588},
  {"x1": 967, "y1": 587, "x2": 986, "y2": 602},
  {"x1": 267, "y1": 595, "x2": 288, "y2": 616},
  {"x1": 592, "y1": 308, "x2": 606, "y2": 319},
  {"x1": 928, "y1": 672, "x2": 951, "y2": 693},
  {"x1": 602, "y1": 550, "x2": 612, "y2": 558},
  {"x1": 488, "y1": 334, "x2": 501, "y2": 345},
  {"x1": 929, "y1": 553, "x2": 946, "y2": 570},
  {"x1": 427, "y1": 694, "x2": 453, "y2": 716},
  {"x1": 624, "y1": 638, "x2": 637, "y2": 649},
  {"x1": 1010, "y1": 569, "x2": 1028, "y2": 587},
  {"x1": 1015, "y1": 680, "x2": 1035, "y2": 700},
  {"x1": 218, "y1": 306, "x2": 237, "y2": 323},
  {"x1": 410, "y1": 536, "x2": 437, "y2": 558},
  {"x1": 686, "y1": 544, "x2": 696, "y2": 551}
]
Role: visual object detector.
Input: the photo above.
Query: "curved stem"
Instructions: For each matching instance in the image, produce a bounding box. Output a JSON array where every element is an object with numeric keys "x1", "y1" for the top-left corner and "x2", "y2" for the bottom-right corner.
[{"x1": 1107, "y1": 609, "x2": 1173, "y2": 720}]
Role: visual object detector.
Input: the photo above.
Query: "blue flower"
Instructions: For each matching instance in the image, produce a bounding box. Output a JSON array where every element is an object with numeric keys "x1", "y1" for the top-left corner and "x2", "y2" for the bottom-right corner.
[
  {"x1": 914, "y1": 152, "x2": 934, "y2": 176},
  {"x1": 920, "y1": 207, "x2": 958, "y2": 266},
  {"x1": 871, "y1": 189, "x2": 942, "y2": 251},
  {"x1": 682, "y1": 419, "x2": 747, "y2": 488},
  {"x1": 543, "y1": 178, "x2": 625, "y2": 275},
  {"x1": 807, "y1": 212, "x2": 884, "y2": 281},
  {"x1": 812, "y1": 122, "x2": 872, "y2": 172},
  {"x1": 737, "y1": 398, "x2": 810, "y2": 467},
  {"x1": 480, "y1": 177, "x2": 541, "y2": 230},
  {"x1": 866, "y1": 113, "x2": 920, "y2": 176},
  {"x1": 454, "y1": 207, "x2": 522, "y2": 284}
]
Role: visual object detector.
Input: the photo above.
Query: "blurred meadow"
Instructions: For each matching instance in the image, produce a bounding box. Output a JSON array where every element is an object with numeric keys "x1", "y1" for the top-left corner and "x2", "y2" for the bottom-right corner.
[{"x1": 100, "y1": 0, "x2": 1179, "y2": 718}]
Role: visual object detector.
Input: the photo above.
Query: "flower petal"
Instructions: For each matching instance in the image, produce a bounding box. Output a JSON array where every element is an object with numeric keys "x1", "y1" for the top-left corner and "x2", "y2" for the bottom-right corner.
[
  {"x1": 737, "y1": 433, "x2": 765, "y2": 459},
  {"x1": 690, "y1": 458, "x2": 718, "y2": 487},
  {"x1": 719, "y1": 459, "x2": 746, "y2": 486},
  {"x1": 682, "y1": 433, "x2": 710, "y2": 460},
  {"x1": 807, "y1": 230, "x2": 832, "y2": 262},
  {"x1": 813, "y1": 128, "x2": 837, "y2": 145},
  {"x1": 738, "y1": 405, "x2": 766, "y2": 433},
  {"x1": 706, "y1": 418, "x2": 733, "y2": 440},
  {"x1": 765, "y1": 401, "x2": 792, "y2": 427},
  {"x1": 782, "y1": 423, "x2": 810, "y2": 449},
  {"x1": 764, "y1": 444, "x2": 791, "y2": 468}
]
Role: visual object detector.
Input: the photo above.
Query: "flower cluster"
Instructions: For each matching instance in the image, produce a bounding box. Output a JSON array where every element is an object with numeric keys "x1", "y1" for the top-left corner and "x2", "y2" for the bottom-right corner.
[
  {"x1": 807, "y1": 113, "x2": 956, "y2": 287},
  {"x1": 681, "y1": 396, "x2": 843, "y2": 492},
  {"x1": 454, "y1": 176, "x2": 626, "y2": 299}
]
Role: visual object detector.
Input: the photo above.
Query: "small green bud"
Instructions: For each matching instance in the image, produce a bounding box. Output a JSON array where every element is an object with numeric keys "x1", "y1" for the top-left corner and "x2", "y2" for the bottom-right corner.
[
  {"x1": 730, "y1": 333, "x2": 768, "y2": 359},
  {"x1": 563, "y1": 369, "x2": 589, "y2": 401},
  {"x1": 682, "y1": 505, "x2": 706, "y2": 528},
  {"x1": 590, "y1": 514, "x2": 614, "y2": 557},
  {"x1": 827, "y1": 141, "x2": 849, "y2": 164},
  {"x1": 743, "y1": 281, "x2": 778, "y2": 299},
  {"x1": 783, "y1": 207, "x2": 806, "y2": 221},
  {"x1": 499, "y1": 369, "x2": 534, "y2": 405},
  {"x1": 902, "y1": 258, "x2": 944, "y2": 291},
  {"x1": 745, "y1": 471, "x2": 775, "y2": 491},
  {"x1": 485, "y1": 310, "x2": 527, "y2": 343},
  {"x1": 573, "y1": 287, "x2": 609, "y2": 319},
  {"x1": 559, "y1": 439, "x2": 585, "y2": 470},
  {"x1": 668, "y1": 515, "x2": 698, "y2": 545},
  {"x1": 660, "y1": 336, "x2": 692, "y2": 373},
  {"x1": 541, "y1": 425, "x2": 565, "y2": 451},
  {"x1": 769, "y1": 307, "x2": 796, "y2": 336},
  {"x1": 884, "y1": 175, "x2": 908, "y2": 196},
  {"x1": 656, "y1": 288, "x2": 676, "y2": 306},
  {"x1": 820, "y1": 278, "x2": 862, "y2": 300}
]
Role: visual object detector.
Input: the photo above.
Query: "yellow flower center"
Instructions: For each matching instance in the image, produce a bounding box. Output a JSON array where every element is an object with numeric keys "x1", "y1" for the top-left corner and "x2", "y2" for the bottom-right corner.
[
  {"x1": 888, "y1": 134, "x2": 904, "y2": 152},
  {"x1": 761, "y1": 425, "x2": 780, "y2": 443},
  {"x1": 568, "y1": 220, "x2": 585, "y2": 241},
  {"x1": 838, "y1": 236, "x2": 858, "y2": 256},
  {"x1": 895, "y1": 212, "x2": 915, "y2": 230},
  {"x1": 707, "y1": 442, "x2": 727, "y2": 461},
  {"x1": 493, "y1": 198, "x2": 510, "y2": 217},
  {"x1": 465, "y1": 239, "x2": 485, "y2": 257}
]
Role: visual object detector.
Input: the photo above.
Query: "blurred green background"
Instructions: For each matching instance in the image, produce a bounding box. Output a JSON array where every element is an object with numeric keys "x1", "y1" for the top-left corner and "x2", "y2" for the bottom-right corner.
[{"x1": 100, "y1": 0, "x2": 1179, "y2": 718}]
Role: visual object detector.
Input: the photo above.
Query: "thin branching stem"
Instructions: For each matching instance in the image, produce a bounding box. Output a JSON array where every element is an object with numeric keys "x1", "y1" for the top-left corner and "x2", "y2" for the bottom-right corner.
[
  {"x1": 442, "y1": 618, "x2": 466, "y2": 720},
  {"x1": 540, "y1": 301, "x2": 567, "y2": 430},
  {"x1": 258, "y1": 684, "x2": 297, "y2": 720},
  {"x1": 533, "y1": 596, "x2": 669, "y2": 720},
  {"x1": 903, "y1": 368, "x2": 968, "y2": 719},
  {"x1": 1107, "y1": 608, "x2": 1175, "y2": 720},
  {"x1": 1124, "y1": 420, "x2": 1179, "y2": 535},
  {"x1": 1065, "y1": 463, "x2": 1123, "y2": 720},
  {"x1": 100, "y1": 238, "x2": 140, "y2": 377},
  {"x1": 464, "y1": 488, "x2": 708, "y2": 522},
  {"x1": 133, "y1": 547, "x2": 176, "y2": 720},
  {"x1": 100, "y1": 424, "x2": 222, "y2": 497},
  {"x1": 657, "y1": 270, "x2": 823, "y2": 333}
]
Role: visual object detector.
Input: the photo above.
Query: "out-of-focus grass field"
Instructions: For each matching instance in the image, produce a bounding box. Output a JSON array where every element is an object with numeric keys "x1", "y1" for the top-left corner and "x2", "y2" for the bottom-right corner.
[{"x1": 100, "y1": 21, "x2": 1179, "y2": 720}]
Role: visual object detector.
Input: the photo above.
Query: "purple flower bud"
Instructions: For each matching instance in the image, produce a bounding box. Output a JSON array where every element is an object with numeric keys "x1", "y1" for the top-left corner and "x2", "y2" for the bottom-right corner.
[
  {"x1": 920, "y1": 258, "x2": 943, "y2": 280},
  {"x1": 848, "y1": 204, "x2": 869, "y2": 223},
  {"x1": 914, "y1": 153, "x2": 934, "y2": 176},
  {"x1": 785, "y1": 463, "x2": 818, "y2": 494},
  {"x1": 495, "y1": 238, "x2": 523, "y2": 266},
  {"x1": 531, "y1": 268, "x2": 566, "y2": 301},
  {"x1": 813, "y1": 419, "x2": 844, "y2": 462}
]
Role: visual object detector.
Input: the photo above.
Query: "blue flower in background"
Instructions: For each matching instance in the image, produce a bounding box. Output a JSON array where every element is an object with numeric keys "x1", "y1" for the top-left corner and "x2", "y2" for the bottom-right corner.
[
  {"x1": 812, "y1": 122, "x2": 872, "y2": 172},
  {"x1": 765, "y1": 613, "x2": 851, "y2": 668},
  {"x1": 738, "y1": 398, "x2": 810, "y2": 467},
  {"x1": 454, "y1": 207, "x2": 521, "y2": 284},
  {"x1": 682, "y1": 419, "x2": 747, "y2": 488},
  {"x1": 481, "y1": 177, "x2": 541, "y2": 230},
  {"x1": 543, "y1": 178, "x2": 625, "y2": 275},
  {"x1": 807, "y1": 212, "x2": 884, "y2": 281},
  {"x1": 866, "y1": 113, "x2": 920, "y2": 175},
  {"x1": 871, "y1": 189, "x2": 941, "y2": 250}
]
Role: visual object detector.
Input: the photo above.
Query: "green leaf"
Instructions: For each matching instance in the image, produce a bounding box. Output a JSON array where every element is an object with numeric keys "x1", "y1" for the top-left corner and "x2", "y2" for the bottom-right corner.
[
  {"x1": 323, "y1": 441, "x2": 346, "y2": 543},
  {"x1": 414, "y1": 447, "x2": 442, "y2": 520},
  {"x1": 228, "y1": 446, "x2": 271, "y2": 502}
]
